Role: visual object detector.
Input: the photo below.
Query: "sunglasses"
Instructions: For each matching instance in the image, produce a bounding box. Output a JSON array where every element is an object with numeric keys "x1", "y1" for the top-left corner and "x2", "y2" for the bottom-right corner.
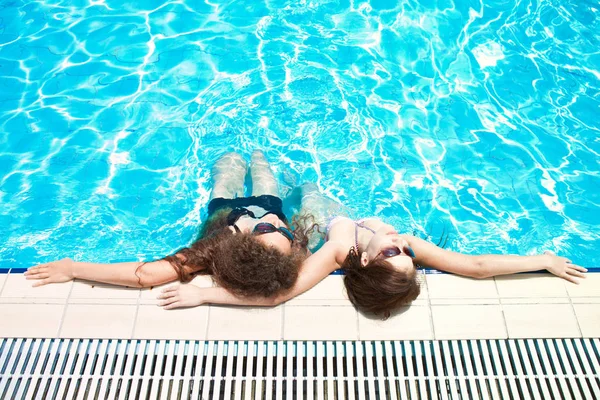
[
  {"x1": 228, "y1": 208, "x2": 294, "y2": 243},
  {"x1": 379, "y1": 245, "x2": 416, "y2": 259},
  {"x1": 254, "y1": 222, "x2": 295, "y2": 243},
  {"x1": 232, "y1": 222, "x2": 294, "y2": 243}
]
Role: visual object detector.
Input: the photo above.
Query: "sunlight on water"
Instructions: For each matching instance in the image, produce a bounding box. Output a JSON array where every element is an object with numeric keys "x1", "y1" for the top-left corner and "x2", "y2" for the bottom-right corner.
[{"x1": 0, "y1": 0, "x2": 599, "y2": 268}]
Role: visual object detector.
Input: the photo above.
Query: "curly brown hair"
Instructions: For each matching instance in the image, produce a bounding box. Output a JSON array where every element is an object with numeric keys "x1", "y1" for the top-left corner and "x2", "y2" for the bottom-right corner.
[
  {"x1": 341, "y1": 247, "x2": 420, "y2": 318},
  {"x1": 147, "y1": 209, "x2": 319, "y2": 298}
]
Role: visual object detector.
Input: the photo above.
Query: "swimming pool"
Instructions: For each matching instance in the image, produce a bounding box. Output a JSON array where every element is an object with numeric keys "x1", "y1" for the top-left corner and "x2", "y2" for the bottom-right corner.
[{"x1": 1, "y1": 0, "x2": 599, "y2": 271}]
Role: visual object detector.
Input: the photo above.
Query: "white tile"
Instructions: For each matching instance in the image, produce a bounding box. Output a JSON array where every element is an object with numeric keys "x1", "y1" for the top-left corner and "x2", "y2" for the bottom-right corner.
[
  {"x1": 207, "y1": 306, "x2": 282, "y2": 340},
  {"x1": 0, "y1": 304, "x2": 64, "y2": 337},
  {"x1": 358, "y1": 306, "x2": 433, "y2": 340},
  {"x1": 503, "y1": 304, "x2": 580, "y2": 339},
  {"x1": 133, "y1": 305, "x2": 209, "y2": 340},
  {"x1": 286, "y1": 299, "x2": 354, "y2": 306},
  {"x1": 427, "y1": 274, "x2": 497, "y2": 299},
  {"x1": 68, "y1": 298, "x2": 138, "y2": 305},
  {"x1": 0, "y1": 298, "x2": 66, "y2": 305},
  {"x1": 571, "y1": 297, "x2": 600, "y2": 304},
  {"x1": 139, "y1": 284, "x2": 170, "y2": 305},
  {"x1": 288, "y1": 276, "x2": 349, "y2": 301},
  {"x1": 495, "y1": 274, "x2": 567, "y2": 298},
  {"x1": 283, "y1": 306, "x2": 358, "y2": 340},
  {"x1": 286, "y1": 276, "x2": 352, "y2": 306},
  {"x1": 431, "y1": 298, "x2": 500, "y2": 305},
  {"x1": 1, "y1": 273, "x2": 72, "y2": 298},
  {"x1": 431, "y1": 305, "x2": 507, "y2": 340},
  {"x1": 500, "y1": 297, "x2": 569, "y2": 305},
  {"x1": 566, "y1": 273, "x2": 600, "y2": 298},
  {"x1": 71, "y1": 282, "x2": 140, "y2": 299},
  {"x1": 60, "y1": 304, "x2": 136, "y2": 339},
  {"x1": 573, "y1": 304, "x2": 600, "y2": 337},
  {"x1": 0, "y1": 274, "x2": 6, "y2": 295}
]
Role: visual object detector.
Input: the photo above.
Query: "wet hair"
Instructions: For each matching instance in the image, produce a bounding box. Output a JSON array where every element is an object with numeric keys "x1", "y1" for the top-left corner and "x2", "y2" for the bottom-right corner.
[
  {"x1": 341, "y1": 247, "x2": 420, "y2": 319},
  {"x1": 141, "y1": 209, "x2": 319, "y2": 298},
  {"x1": 288, "y1": 212, "x2": 322, "y2": 253}
]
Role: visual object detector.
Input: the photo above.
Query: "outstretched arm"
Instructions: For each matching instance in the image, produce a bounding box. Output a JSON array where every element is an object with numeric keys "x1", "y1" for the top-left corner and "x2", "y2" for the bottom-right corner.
[
  {"x1": 25, "y1": 257, "x2": 180, "y2": 288},
  {"x1": 158, "y1": 240, "x2": 345, "y2": 309},
  {"x1": 402, "y1": 235, "x2": 587, "y2": 283},
  {"x1": 158, "y1": 285, "x2": 279, "y2": 309}
]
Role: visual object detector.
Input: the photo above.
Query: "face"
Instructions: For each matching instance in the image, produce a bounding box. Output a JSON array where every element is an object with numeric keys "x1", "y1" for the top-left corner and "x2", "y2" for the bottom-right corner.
[
  {"x1": 229, "y1": 213, "x2": 293, "y2": 255},
  {"x1": 361, "y1": 225, "x2": 415, "y2": 273}
]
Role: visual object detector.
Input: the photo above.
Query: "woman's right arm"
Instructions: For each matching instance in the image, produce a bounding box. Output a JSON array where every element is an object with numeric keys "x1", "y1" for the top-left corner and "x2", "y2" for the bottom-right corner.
[
  {"x1": 402, "y1": 235, "x2": 586, "y2": 283},
  {"x1": 158, "y1": 240, "x2": 345, "y2": 309},
  {"x1": 24, "y1": 257, "x2": 180, "y2": 288}
]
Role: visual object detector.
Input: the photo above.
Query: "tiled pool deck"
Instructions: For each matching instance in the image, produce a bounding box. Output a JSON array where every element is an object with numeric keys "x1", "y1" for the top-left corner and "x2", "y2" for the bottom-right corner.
[{"x1": 0, "y1": 272, "x2": 598, "y2": 340}]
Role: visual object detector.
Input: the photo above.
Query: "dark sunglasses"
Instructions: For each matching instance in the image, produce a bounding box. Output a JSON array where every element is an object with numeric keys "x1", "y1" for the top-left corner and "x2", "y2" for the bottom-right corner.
[
  {"x1": 253, "y1": 222, "x2": 295, "y2": 243},
  {"x1": 379, "y1": 245, "x2": 416, "y2": 259},
  {"x1": 232, "y1": 222, "x2": 294, "y2": 243}
]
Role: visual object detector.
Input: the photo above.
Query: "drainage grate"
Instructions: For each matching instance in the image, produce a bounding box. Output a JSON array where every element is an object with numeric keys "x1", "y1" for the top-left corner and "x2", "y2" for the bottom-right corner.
[{"x1": 0, "y1": 338, "x2": 599, "y2": 399}]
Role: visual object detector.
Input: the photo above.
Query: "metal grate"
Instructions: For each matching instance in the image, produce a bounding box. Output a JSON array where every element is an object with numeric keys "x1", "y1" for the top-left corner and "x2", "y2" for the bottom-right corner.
[{"x1": 0, "y1": 338, "x2": 599, "y2": 399}]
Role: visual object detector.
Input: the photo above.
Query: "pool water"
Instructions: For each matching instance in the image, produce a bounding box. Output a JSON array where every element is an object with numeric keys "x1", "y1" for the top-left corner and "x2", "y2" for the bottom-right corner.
[{"x1": 1, "y1": 0, "x2": 599, "y2": 271}]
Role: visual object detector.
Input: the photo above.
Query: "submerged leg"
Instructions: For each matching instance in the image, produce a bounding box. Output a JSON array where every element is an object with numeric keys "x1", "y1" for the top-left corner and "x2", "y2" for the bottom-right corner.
[
  {"x1": 296, "y1": 183, "x2": 349, "y2": 250},
  {"x1": 298, "y1": 183, "x2": 348, "y2": 224},
  {"x1": 250, "y1": 150, "x2": 280, "y2": 197},
  {"x1": 210, "y1": 152, "x2": 248, "y2": 200}
]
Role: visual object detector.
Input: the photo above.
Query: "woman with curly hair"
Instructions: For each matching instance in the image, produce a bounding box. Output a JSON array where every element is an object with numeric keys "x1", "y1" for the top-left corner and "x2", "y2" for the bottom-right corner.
[
  {"x1": 25, "y1": 151, "x2": 317, "y2": 299},
  {"x1": 161, "y1": 183, "x2": 587, "y2": 318}
]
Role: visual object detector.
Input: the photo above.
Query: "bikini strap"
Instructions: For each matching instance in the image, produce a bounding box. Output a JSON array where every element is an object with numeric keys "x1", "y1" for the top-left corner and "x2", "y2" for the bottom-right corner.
[
  {"x1": 356, "y1": 221, "x2": 377, "y2": 234},
  {"x1": 354, "y1": 220, "x2": 377, "y2": 252},
  {"x1": 354, "y1": 223, "x2": 359, "y2": 253}
]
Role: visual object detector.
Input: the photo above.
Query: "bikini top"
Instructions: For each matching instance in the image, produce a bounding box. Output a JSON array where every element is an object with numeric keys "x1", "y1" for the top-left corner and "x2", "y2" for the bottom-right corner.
[{"x1": 326, "y1": 216, "x2": 377, "y2": 252}]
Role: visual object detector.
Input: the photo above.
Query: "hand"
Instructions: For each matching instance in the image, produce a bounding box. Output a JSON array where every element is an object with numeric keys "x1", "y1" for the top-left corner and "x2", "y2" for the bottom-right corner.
[
  {"x1": 543, "y1": 251, "x2": 587, "y2": 284},
  {"x1": 157, "y1": 283, "x2": 206, "y2": 310},
  {"x1": 24, "y1": 258, "x2": 75, "y2": 287}
]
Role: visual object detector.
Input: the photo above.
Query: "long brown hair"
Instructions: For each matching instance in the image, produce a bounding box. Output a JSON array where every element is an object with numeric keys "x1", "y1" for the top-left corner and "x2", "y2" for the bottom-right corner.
[
  {"x1": 341, "y1": 247, "x2": 420, "y2": 318},
  {"x1": 147, "y1": 209, "x2": 320, "y2": 298}
]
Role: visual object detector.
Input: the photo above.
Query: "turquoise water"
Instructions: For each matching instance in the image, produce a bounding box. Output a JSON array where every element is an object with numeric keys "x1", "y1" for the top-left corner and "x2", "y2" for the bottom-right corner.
[{"x1": 1, "y1": 0, "x2": 599, "y2": 270}]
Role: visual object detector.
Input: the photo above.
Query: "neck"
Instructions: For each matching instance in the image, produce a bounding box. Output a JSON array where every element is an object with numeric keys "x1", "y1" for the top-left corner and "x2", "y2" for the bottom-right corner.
[{"x1": 356, "y1": 228, "x2": 375, "y2": 252}]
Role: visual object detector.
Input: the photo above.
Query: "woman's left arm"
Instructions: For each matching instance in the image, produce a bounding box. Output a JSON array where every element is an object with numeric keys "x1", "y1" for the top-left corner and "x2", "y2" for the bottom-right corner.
[
  {"x1": 158, "y1": 240, "x2": 346, "y2": 309},
  {"x1": 158, "y1": 284, "x2": 280, "y2": 309},
  {"x1": 401, "y1": 235, "x2": 587, "y2": 283}
]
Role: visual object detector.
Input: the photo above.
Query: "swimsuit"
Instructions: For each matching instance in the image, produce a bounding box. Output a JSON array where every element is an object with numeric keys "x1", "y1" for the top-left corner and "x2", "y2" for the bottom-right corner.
[
  {"x1": 326, "y1": 216, "x2": 378, "y2": 252},
  {"x1": 207, "y1": 195, "x2": 288, "y2": 224}
]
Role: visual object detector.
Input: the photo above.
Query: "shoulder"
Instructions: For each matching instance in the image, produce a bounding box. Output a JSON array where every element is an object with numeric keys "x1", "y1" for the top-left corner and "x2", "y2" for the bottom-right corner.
[
  {"x1": 297, "y1": 240, "x2": 346, "y2": 275},
  {"x1": 313, "y1": 240, "x2": 346, "y2": 256},
  {"x1": 327, "y1": 219, "x2": 355, "y2": 245},
  {"x1": 319, "y1": 239, "x2": 352, "y2": 265},
  {"x1": 306, "y1": 240, "x2": 349, "y2": 262},
  {"x1": 328, "y1": 217, "x2": 354, "y2": 231}
]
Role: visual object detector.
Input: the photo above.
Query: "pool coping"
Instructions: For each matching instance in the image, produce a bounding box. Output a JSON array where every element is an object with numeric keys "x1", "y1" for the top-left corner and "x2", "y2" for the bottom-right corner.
[{"x1": 0, "y1": 271, "x2": 598, "y2": 340}]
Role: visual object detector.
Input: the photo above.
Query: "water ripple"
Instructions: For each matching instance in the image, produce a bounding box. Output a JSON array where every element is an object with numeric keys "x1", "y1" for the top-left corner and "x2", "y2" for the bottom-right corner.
[{"x1": 1, "y1": 0, "x2": 599, "y2": 268}]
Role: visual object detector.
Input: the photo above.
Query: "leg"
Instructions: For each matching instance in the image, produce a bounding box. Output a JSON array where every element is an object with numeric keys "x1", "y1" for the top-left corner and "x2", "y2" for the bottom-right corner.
[
  {"x1": 298, "y1": 183, "x2": 348, "y2": 225},
  {"x1": 210, "y1": 152, "x2": 248, "y2": 200},
  {"x1": 296, "y1": 183, "x2": 349, "y2": 250},
  {"x1": 250, "y1": 150, "x2": 280, "y2": 197}
]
